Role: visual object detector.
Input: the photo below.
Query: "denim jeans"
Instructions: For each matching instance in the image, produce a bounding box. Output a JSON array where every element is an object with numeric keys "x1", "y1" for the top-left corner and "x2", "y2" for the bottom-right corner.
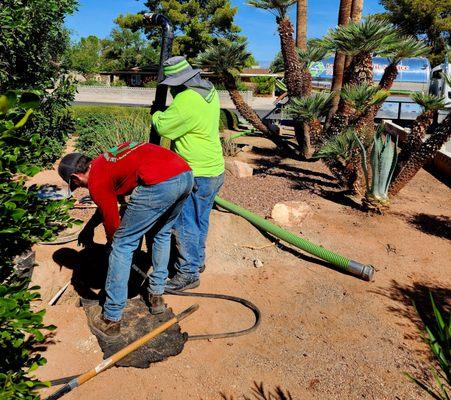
[
  {"x1": 103, "y1": 171, "x2": 193, "y2": 321},
  {"x1": 173, "y1": 173, "x2": 224, "y2": 279}
]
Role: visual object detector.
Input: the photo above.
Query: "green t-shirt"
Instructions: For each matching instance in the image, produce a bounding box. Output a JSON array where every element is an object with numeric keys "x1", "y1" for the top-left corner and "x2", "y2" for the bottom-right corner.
[{"x1": 152, "y1": 88, "x2": 224, "y2": 177}]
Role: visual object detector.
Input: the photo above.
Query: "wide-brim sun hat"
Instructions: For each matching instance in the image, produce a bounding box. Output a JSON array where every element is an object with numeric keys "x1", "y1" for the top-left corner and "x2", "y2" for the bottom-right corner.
[{"x1": 160, "y1": 56, "x2": 201, "y2": 86}]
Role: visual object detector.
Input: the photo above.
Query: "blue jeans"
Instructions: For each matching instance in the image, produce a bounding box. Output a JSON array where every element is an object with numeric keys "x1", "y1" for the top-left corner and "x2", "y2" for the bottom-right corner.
[
  {"x1": 103, "y1": 171, "x2": 193, "y2": 321},
  {"x1": 173, "y1": 173, "x2": 224, "y2": 279}
]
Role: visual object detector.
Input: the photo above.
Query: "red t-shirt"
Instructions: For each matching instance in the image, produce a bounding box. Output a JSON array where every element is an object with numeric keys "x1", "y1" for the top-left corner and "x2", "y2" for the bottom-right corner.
[{"x1": 88, "y1": 142, "x2": 191, "y2": 240}]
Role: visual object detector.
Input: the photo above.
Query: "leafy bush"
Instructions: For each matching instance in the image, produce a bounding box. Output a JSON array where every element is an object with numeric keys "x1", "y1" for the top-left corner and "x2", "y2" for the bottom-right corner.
[
  {"x1": 251, "y1": 77, "x2": 275, "y2": 96},
  {"x1": 111, "y1": 79, "x2": 127, "y2": 87},
  {"x1": 405, "y1": 293, "x2": 450, "y2": 399},
  {"x1": 73, "y1": 105, "x2": 151, "y2": 157},
  {"x1": 0, "y1": 280, "x2": 56, "y2": 399},
  {"x1": 79, "y1": 78, "x2": 106, "y2": 86},
  {"x1": 0, "y1": 91, "x2": 78, "y2": 399},
  {"x1": 0, "y1": 0, "x2": 77, "y2": 91},
  {"x1": 219, "y1": 109, "x2": 240, "y2": 131},
  {"x1": 19, "y1": 77, "x2": 76, "y2": 169},
  {"x1": 143, "y1": 80, "x2": 158, "y2": 88}
]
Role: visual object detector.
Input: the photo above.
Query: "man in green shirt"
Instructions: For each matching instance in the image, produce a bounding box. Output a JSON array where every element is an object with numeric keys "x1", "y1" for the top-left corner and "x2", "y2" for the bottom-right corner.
[{"x1": 152, "y1": 56, "x2": 224, "y2": 291}]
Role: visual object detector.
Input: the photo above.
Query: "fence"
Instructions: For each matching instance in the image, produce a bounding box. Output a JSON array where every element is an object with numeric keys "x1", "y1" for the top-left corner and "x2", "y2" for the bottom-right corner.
[{"x1": 75, "y1": 86, "x2": 254, "y2": 108}]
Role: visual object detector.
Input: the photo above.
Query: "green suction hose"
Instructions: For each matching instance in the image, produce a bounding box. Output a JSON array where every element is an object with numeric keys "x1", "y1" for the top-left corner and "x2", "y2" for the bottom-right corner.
[{"x1": 214, "y1": 196, "x2": 375, "y2": 281}]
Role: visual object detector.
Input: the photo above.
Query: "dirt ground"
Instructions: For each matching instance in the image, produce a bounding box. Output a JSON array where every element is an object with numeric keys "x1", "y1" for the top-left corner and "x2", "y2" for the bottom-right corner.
[{"x1": 30, "y1": 135, "x2": 450, "y2": 399}]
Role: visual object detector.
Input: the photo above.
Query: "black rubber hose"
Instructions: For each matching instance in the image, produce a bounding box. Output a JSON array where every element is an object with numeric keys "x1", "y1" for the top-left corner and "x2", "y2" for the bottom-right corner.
[{"x1": 164, "y1": 289, "x2": 261, "y2": 341}]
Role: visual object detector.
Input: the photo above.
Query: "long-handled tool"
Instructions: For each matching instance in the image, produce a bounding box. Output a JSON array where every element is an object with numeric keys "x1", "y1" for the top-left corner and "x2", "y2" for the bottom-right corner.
[{"x1": 46, "y1": 304, "x2": 199, "y2": 400}]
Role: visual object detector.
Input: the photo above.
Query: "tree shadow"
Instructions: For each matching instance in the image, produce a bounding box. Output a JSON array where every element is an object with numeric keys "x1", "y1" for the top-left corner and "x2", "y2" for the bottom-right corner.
[
  {"x1": 52, "y1": 244, "x2": 151, "y2": 302},
  {"x1": 407, "y1": 213, "x2": 451, "y2": 241},
  {"x1": 249, "y1": 155, "x2": 363, "y2": 211},
  {"x1": 372, "y1": 280, "x2": 450, "y2": 344}
]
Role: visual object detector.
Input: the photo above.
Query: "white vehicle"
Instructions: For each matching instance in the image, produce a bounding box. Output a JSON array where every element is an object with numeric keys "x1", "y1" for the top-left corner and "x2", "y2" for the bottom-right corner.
[{"x1": 429, "y1": 56, "x2": 451, "y2": 107}]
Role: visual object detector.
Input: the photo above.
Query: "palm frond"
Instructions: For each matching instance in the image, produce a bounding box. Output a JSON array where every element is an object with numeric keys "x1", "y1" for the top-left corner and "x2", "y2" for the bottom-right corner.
[
  {"x1": 287, "y1": 91, "x2": 334, "y2": 122},
  {"x1": 411, "y1": 93, "x2": 445, "y2": 112},
  {"x1": 313, "y1": 128, "x2": 359, "y2": 161},
  {"x1": 340, "y1": 83, "x2": 389, "y2": 112},
  {"x1": 247, "y1": 0, "x2": 296, "y2": 18},
  {"x1": 381, "y1": 35, "x2": 429, "y2": 63},
  {"x1": 322, "y1": 16, "x2": 399, "y2": 56},
  {"x1": 196, "y1": 41, "x2": 251, "y2": 75}
]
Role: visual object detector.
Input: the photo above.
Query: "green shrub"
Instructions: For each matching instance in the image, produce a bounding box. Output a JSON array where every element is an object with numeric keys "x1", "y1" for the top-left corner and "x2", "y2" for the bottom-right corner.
[
  {"x1": 405, "y1": 293, "x2": 450, "y2": 399},
  {"x1": 143, "y1": 80, "x2": 158, "y2": 88},
  {"x1": 214, "y1": 79, "x2": 249, "y2": 92},
  {"x1": 73, "y1": 105, "x2": 151, "y2": 157},
  {"x1": 219, "y1": 109, "x2": 240, "y2": 131},
  {"x1": 79, "y1": 78, "x2": 106, "y2": 86},
  {"x1": 0, "y1": 279, "x2": 56, "y2": 399},
  {"x1": 0, "y1": 90, "x2": 78, "y2": 400},
  {"x1": 111, "y1": 79, "x2": 127, "y2": 87},
  {"x1": 19, "y1": 77, "x2": 76, "y2": 169},
  {"x1": 251, "y1": 77, "x2": 275, "y2": 96}
]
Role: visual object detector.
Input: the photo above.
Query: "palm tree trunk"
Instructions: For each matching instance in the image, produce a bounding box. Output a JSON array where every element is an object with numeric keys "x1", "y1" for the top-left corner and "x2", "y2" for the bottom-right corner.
[
  {"x1": 378, "y1": 62, "x2": 398, "y2": 90},
  {"x1": 325, "y1": 0, "x2": 353, "y2": 126},
  {"x1": 389, "y1": 114, "x2": 450, "y2": 196},
  {"x1": 296, "y1": 0, "x2": 307, "y2": 51},
  {"x1": 343, "y1": 52, "x2": 373, "y2": 86},
  {"x1": 350, "y1": 0, "x2": 363, "y2": 22},
  {"x1": 223, "y1": 72, "x2": 299, "y2": 157},
  {"x1": 354, "y1": 63, "x2": 399, "y2": 129},
  {"x1": 344, "y1": 0, "x2": 364, "y2": 70},
  {"x1": 395, "y1": 109, "x2": 434, "y2": 171},
  {"x1": 277, "y1": 17, "x2": 304, "y2": 97}
]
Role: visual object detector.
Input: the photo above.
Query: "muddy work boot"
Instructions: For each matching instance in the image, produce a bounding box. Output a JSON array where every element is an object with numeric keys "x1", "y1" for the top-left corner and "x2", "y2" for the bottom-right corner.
[
  {"x1": 91, "y1": 312, "x2": 121, "y2": 337},
  {"x1": 165, "y1": 273, "x2": 200, "y2": 292},
  {"x1": 147, "y1": 293, "x2": 167, "y2": 315}
]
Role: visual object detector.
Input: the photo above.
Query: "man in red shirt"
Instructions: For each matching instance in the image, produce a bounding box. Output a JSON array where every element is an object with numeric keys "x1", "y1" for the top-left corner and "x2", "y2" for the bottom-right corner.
[{"x1": 58, "y1": 142, "x2": 193, "y2": 337}]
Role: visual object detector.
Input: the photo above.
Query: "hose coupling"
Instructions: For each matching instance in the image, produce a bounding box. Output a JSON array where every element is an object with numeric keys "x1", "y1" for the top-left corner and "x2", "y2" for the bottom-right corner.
[{"x1": 347, "y1": 261, "x2": 375, "y2": 281}]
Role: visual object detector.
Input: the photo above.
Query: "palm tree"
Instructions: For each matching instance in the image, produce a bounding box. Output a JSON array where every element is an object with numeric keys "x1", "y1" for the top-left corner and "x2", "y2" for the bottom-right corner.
[
  {"x1": 319, "y1": 83, "x2": 390, "y2": 191},
  {"x1": 389, "y1": 115, "x2": 450, "y2": 196},
  {"x1": 389, "y1": 93, "x2": 447, "y2": 196},
  {"x1": 287, "y1": 91, "x2": 334, "y2": 154},
  {"x1": 326, "y1": 0, "x2": 353, "y2": 125},
  {"x1": 378, "y1": 36, "x2": 429, "y2": 91},
  {"x1": 322, "y1": 18, "x2": 399, "y2": 87},
  {"x1": 196, "y1": 42, "x2": 299, "y2": 156},
  {"x1": 354, "y1": 36, "x2": 430, "y2": 128},
  {"x1": 296, "y1": 0, "x2": 307, "y2": 50},
  {"x1": 248, "y1": 0, "x2": 306, "y2": 97}
]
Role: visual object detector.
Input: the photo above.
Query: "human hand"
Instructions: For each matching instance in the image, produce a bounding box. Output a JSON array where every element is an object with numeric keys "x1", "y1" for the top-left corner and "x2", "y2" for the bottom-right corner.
[{"x1": 78, "y1": 224, "x2": 95, "y2": 247}]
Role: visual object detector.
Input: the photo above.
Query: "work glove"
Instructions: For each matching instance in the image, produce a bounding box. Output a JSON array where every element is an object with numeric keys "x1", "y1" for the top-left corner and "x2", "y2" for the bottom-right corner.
[{"x1": 78, "y1": 224, "x2": 95, "y2": 248}]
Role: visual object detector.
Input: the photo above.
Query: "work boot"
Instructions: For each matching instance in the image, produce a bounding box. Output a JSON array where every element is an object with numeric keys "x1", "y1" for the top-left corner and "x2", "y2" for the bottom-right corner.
[
  {"x1": 147, "y1": 293, "x2": 167, "y2": 315},
  {"x1": 165, "y1": 273, "x2": 200, "y2": 292},
  {"x1": 91, "y1": 312, "x2": 121, "y2": 337}
]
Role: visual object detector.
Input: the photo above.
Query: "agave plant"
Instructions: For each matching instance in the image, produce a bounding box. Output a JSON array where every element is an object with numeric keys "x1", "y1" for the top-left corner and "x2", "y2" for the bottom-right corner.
[
  {"x1": 355, "y1": 127, "x2": 398, "y2": 212},
  {"x1": 405, "y1": 293, "x2": 450, "y2": 400}
]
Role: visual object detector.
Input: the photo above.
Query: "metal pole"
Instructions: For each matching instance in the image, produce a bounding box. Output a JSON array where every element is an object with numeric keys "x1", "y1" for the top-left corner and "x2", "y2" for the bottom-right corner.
[{"x1": 143, "y1": 13, "x2": 174, "y2": 144}]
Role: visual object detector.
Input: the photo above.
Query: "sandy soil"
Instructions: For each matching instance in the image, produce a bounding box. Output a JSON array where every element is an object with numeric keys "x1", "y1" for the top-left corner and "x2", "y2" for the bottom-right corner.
[{"x1": 30, "y1": 136, "x2": 450, "y2": 399}]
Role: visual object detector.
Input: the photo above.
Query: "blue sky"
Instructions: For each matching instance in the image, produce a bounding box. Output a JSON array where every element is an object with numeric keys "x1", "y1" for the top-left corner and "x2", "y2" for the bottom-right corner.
[{"x1": 65, "y1": 0, "x2": 385, "y2": 66}]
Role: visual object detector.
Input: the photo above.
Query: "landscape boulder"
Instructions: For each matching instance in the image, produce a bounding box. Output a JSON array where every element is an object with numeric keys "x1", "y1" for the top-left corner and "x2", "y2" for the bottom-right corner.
[
  {"x1": 271, "y1": 201, "x2": 312, "y2": 226},
  {"x1": 225, "y1": 160, "x2": 253, "y2": 178}
]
